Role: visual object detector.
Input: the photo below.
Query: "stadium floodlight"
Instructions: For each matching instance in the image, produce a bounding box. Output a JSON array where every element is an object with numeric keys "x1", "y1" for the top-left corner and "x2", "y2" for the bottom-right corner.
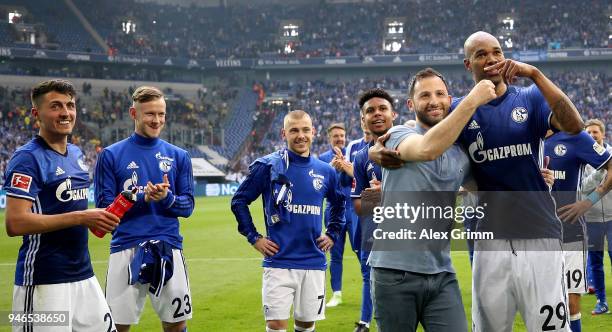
[
  {"x1": 8, "y1": 11, "x2": 22, "y2": 24},
  {"x1": 278, "y1": 20, "x2": 302, "y2": 55},
  {"x1": 122, "y1": 20, "x2": 136, "y2": 34},
  {"x1": 383, "y1": 17, "x2": 406, "y2": 53}
]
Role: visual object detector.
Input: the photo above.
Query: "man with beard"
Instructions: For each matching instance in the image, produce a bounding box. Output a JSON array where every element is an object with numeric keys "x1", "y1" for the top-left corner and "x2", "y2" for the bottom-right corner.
[{"x1": 366, "y1": 69, "x2": 496, "y2": 331}]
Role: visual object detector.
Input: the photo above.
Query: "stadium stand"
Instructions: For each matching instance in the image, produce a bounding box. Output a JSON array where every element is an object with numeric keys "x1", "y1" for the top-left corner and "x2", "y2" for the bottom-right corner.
[{"x1": 0, "y1": 1, "x2": 608, "y2": 58}]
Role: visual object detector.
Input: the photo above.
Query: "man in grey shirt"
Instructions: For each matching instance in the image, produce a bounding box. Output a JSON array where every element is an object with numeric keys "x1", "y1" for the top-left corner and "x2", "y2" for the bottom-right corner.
[{"x1": 368, "y1": 68, "x2": 496, "y2": 331}]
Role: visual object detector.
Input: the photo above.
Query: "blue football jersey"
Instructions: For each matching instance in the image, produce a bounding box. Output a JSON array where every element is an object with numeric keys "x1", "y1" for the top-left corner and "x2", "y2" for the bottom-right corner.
[
  {"x1": 545, "y1": 131, "x2": 612, "y2": 242},
  {"x1": 452, "y1": 84, "x2": 561, "y2": 239},
  {"x1": 4, "y1": 136, "x2": 93, "y2": 285},
  {"x1": 351, "y1": 143, "x2": 382, "y2": 199},
  {"x1": 319, "y1": 147, "x2": 353, "y2": 228},
  {"x1": 232, "y1": 149, "x2": 346, "y2": 270},
  {"x1": 95, "y1": 133, "x2": 195, "y2": 253},
  {"x1": 346, "y1": 138, "x2": 369, "y2": 163}
]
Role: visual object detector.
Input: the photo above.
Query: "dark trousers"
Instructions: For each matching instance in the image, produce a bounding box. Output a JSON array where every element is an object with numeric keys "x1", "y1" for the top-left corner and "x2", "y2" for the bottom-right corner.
[{"x1": 371, "y1": 268, "x2": 467, "y2": 332}]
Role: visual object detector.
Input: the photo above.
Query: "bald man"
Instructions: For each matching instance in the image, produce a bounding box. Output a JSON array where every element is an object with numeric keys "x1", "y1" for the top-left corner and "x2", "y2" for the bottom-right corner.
[
  {"x1": 455, "y1": 31, "x2": 583, "y2": 332},
  {"x1": 231, "y1": 110, "x2": 346, "y2": 332}
]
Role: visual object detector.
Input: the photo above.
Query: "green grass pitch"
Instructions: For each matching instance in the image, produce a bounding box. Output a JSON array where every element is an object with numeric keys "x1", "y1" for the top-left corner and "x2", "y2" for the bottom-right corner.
[{"x1": 0, "y1": 196, "x2": 611, "y2": 331}]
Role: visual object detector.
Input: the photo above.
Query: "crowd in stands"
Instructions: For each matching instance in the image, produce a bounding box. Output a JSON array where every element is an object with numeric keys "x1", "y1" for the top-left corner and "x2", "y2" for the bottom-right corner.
[
  {"x1": 0, "y1": 83, "x2": 235, "y2": 184},
  {"x1": 244, "y1": 70, "x2": 611, "y2": 172},
  {"x1": 0, "y1": 1, "x2": 609, "y2": 59},
  {"x1": 0, "y1": 86, "x2": 98, "y2": 184},
  {"x1": 0, "y1": 69, "x2": 609, "y2": 182}
]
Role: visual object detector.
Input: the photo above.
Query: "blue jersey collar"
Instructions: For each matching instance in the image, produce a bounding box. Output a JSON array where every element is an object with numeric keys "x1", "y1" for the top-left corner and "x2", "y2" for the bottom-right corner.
[
  {"x1": 286, "y1": 149, "x2": 312, "y2": 165},
  {"x1": 130, "y1": 133, "x2": 161, "y2": 147},
  {"x1": 35, "y1": 135, "x2": 68, "y2": 156},
  {"x1": 487, "y1": 85, "x2": 515, "y2": 107}
]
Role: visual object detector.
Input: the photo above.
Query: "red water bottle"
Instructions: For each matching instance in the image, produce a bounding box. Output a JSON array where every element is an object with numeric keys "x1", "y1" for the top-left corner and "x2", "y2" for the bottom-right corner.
[{"x1": 90, "y1": 188, "x2": 137, "y2": 238}]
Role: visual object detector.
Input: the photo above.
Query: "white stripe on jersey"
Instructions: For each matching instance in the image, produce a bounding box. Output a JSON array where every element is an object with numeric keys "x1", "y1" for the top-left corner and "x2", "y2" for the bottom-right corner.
[
  {"x1": 6, "y1": 192, "x2": 36, "y2": 201},
  {"x1": 538, "y1": 138, "x2": 544, "y2": 168},
  {"x1": 345, "y1": 138, "x2": 364, "y2": 161},
  {"x1": 23, "y1": 197, "x2": 42, "y2": 285}
]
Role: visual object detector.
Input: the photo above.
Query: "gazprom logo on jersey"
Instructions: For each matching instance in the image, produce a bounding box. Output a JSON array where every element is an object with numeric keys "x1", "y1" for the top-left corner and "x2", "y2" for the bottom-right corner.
[
  {"x1": 286, "y1": 204, "x2": 321, "y2": 215},
  {"x1": 55, "y1": 178, "x2": 89, "y2": 202},
  {"x1": 0, "y1": 187, "x2": 93, "y2": 208},
  {"x1": 206, "y1": 183, "x2": 240, "y2": 196},
  {"x1": 123, "y1": 171, "x2": 145, "y2": 193},
  {"x1": 468, "y1": 132, "x2": 533, "y2": 163}
]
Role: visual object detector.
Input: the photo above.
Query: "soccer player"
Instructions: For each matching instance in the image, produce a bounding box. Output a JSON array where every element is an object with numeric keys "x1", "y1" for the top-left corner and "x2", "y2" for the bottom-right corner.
[
  {"x1": 580, "y1": 119, "x2": 612, "y2": 315},
  {"x1": 95, "y1": 86, "x2": 195, "y2": 332},
  {"x1": 350, "y1": 88, "x2": 394, "y2": 332},
  {"x1": 231, "y1": 110, "x2": 346, "y2": 332},
  {"x1": 366, "y1": 70, "x2": 496, "y2": 332},
  {"x1": 318, "y1": 122, "x2": 353, "y2": 307},
  {"x1": 457, "y1": 31, "x2": 583, "y2": 331},
  {"x1": 4, "y1": 79, "x2": 119, "y2": 331},
  {"x1": 545, "y1": 128, "x2": 612, "y2": 332}
]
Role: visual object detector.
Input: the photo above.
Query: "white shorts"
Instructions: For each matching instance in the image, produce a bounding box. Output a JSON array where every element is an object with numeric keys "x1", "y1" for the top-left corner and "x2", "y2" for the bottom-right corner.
[
  {"x1": 105, "y1": 248, "x2": 192, "y2": 325},
  {"x1": 12, "y1": 276, "x2": 115, "y2": 332},
  {"x1": 262, "y1": 268, "x2": 326, "y2": 322},
  {"x1": 472, "y1": 239, "x2": 570, "y2": 332},
  {"x1": 563, "y1": 241, "x2": 587, "y2": 294}
]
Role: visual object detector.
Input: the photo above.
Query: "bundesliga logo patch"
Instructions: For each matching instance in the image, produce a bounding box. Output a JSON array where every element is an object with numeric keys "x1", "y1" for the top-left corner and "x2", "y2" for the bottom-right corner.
[
  {"x1": 11, "y1": 173, "x2": 32, "y2": 192},
  {"x1": 593, "y1": 142, "x2": 606, "y2": 156}
]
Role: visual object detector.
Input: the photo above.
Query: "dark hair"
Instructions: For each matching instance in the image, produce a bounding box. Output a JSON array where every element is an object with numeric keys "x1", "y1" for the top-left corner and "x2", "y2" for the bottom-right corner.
[
  {"x1": 132, "y1": 86, "x2": 164, "y2": 104},
  {"x1": 31, "y1": 79, "x2": 76, "y2": 107},
  {"x1": 358, "y1": 88, "x2": 394, "y2": 112},
  {"x1": 408, "y1": 68, "x2": 449, "y2": 99}
]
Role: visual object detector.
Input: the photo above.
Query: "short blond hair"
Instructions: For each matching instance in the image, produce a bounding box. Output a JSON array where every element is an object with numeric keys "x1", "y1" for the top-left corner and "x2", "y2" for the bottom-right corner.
[
  {"x1": 132, "y1": 86, "x2": 164, "y2": 105},
  {"x1": 283, "y1": 110, "x2": 311, "y2": 128},
  {"x1": 585, "y1": 119, "x2": 605, "y2": 133}
]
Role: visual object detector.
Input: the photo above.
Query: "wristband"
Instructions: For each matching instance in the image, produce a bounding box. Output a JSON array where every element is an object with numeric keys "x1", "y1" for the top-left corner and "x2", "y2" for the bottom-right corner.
[{"x1": 587, "y1": 191, "x2": 601, "y2": 205}]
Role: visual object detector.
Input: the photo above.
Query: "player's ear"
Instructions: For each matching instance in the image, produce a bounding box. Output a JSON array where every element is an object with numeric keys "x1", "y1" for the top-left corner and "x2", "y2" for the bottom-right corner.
[
  {"x1": 311, "y1": 126, "x2": 316, "y2": 136},
  {"x1": 407, "y1": 99, "x2": 414, "y2": 111},
  {"x1": 31, "y1": 107, "x2": 39, "y2": 120},
  {"x1": 129, "y1": 106, "x2": 137, "y2": 120},
  {"x1": 280, "y1": 128, "x2": 286, "y2": 140},
  {"x1": 464, "y1": 58, "x2": 472, "y2": 72}
]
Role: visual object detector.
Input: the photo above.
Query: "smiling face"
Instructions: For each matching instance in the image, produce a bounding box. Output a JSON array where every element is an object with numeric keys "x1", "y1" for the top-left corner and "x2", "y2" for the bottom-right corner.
[
  {"x1": 328, "y1": 127, "x2": 346, "y2": 150},
  {"x1": 130, "y1": 97, "x2": 166, "y2": 138},
  {"x1": 408, "y1": 76, "x2": 451, "y2": 129},
  {"x1": 32, "y1": 91, "x2": 77, "y2": 140},
  {"x1": 282, "y1": 112, "x2": 314, "y2": 156},
  {"x1": 361, "y1": 97, "x2": 396, "y2": 137}
]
